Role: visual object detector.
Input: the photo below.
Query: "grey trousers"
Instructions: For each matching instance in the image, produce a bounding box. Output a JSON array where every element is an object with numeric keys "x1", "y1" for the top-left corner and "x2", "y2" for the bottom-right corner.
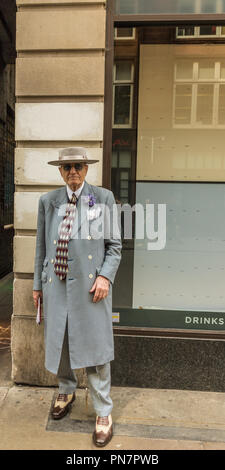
[{"x1": 57, "y1": 322, "x2": 113, "y2": 417}]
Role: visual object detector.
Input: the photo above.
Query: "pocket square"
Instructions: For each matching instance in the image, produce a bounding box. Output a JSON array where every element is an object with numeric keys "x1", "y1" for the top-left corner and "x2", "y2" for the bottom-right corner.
[{"x1": 87, "y1": 207, "x2": 102, "y2": 221}]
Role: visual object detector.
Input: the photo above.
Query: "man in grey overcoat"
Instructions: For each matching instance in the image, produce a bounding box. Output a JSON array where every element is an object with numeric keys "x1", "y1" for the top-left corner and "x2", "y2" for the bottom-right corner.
[{"x1": 33, "y1": 147, "x2": 122, "y2": 447}]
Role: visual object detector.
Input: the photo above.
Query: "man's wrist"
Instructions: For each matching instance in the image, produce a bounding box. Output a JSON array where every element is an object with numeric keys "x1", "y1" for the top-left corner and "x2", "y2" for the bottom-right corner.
[{"x1": 98, "y1": 275, "x2": 110, "y2": 283}]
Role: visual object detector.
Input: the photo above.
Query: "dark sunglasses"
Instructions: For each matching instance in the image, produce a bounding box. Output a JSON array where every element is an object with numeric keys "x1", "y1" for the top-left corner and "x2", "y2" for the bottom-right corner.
[{"x1": 62, "y1": 163, "x2": 85, "y2": 172}]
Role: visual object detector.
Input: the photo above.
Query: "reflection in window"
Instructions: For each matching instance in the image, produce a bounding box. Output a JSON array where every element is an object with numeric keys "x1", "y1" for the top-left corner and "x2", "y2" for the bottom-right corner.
[
  {"x1": 115, "y1": 0, "x2": 225, "y2": 15},
  {"x1": 197, "y1": 85, "x2": 214, "y2": 125},
  {"x1": 177, "y1": 25, "x2": 225, "y2": 38},
  {"x1": 112, "y1": 150, "x2": 131, "y2": 203},
  {"x1": 177, "y1": 26, "x2": 195, "y2": 37},
  {"x1": 113, "y1": 62, "x2": 134, "y2": 128},
  {"x1": 219, "y1": 85, "x2": 225, "y2": 124},
  {"x1": 114, "y1": 27, "x2": 136, "y2": 39},
  {"x1": 114, "y1": 86, "x2": 132, "y2": 126},
  {"x1": 115, "y1": 62, "x2": 133, "y2": 81},
  {"x1": 220, "y1": 61, "x2": 225, "y2": 79},
  {"x1": 174, "y1": 60, "x2": 225, "y2": 128},
  {"x1": 178, "y1": 0, "x2": 195, "y2": 13},
  {"x1": 174, "y1": 85, "x2": 192, "y2": 125},
  {"x1": 199, "y1": 25, "x2": 216, "y2": 35},
  {"x1": 198, "y1": 60, "x2": 215, "y2": 80},
  {"x1": 176, "y1": 60, "x2": 193, "y2": 80}
]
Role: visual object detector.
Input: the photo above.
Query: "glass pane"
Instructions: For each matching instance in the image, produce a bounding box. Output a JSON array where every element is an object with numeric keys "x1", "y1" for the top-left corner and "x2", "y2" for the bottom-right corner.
[
  {"x1": 119, "y1": 150, "x2": 131, "y2": 167},
  {"x1": 221, "y1": 26, "x2": 225, "y2": 36},
  {"x1": 174, "y1": 84, "x2": 192, "y2": 125},
  {"x1": 219, "y1": 85, "x2": 225, "y2": 124},
  {"x1": 177, "y1": 26, "x2": 195, "y2": 37},
  {"x1": 137, "y1": 44, "x2": 225, "y2": 180},
  {"x1": 112, "y1": 151, "x2": 118, "y2": 168},
  {"x1": 114, "y1": 85, "x2": 131, "y2": 125},
  {"x1": 178, "y1": 0, "x2": 195, "y2": 14},
  {"x1": 115, "y1": 62, "x2": 132, "y2": 81},
  {"x1": 120, "y1": 180, "x2": 129, "y2": 189},
  {"x1": 196, "y1": 84, "x2": 214, "y2": 125},
  {"x1": 201, "y1": 0, "x2": 217, "y2": 13},
  {"x1": 116, "y1": 27, "x2": 134, "y2": 37},
  {"x1": 199, "y1": 25, "x2": 217, "y2": 35},
  {"x1": 176, "y1": 60, "x2": 193, "y2": 80},
  {"x1": 120, "y1": 189, "x2": 129, "y2": 197},
  {"x1": 112, "y1": 36, "x2": 225, "y2": 331},
  {"x1": 220, "y1": 61, "x2": 225, "y2": 79},
  {"x1": 198, "y1": 60, "x2": 215, "y2": 79},
  {"x1": 120, "y1": 171, "x2": 128, "y2": 180},
  {"x1": 115, "y1": 0, "x2": 224, "y2": 15},
  {"x1": 132, "y1": 182, "x2": 225, "y2": 312}
]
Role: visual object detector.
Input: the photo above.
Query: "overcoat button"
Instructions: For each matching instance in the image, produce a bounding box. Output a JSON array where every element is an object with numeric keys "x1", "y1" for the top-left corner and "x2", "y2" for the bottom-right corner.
[
  {"x1": 89, "y1": 273, "x2": 93, "y2": 279},
  {"x1": 54, "y1": 240, "x2": 57, "y2": 245},
  {"x1": 51, "y1": 258, "x2": 54, "y2": 263},
  {"x1": 87, "y1": 235, "x2": 91, "y2": 240},
  {"x1": 49, "y1": 277, "x2": 52, "y2": 283}
]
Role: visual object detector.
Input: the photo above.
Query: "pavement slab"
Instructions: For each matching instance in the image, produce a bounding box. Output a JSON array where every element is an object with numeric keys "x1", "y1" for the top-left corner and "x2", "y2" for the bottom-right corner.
[{"x1": 1, "y1": 385, "x2": 225, "y2": 450}]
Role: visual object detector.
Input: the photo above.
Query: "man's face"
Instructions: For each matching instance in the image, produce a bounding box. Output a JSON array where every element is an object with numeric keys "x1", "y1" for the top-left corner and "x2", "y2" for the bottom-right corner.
[{"x1": 59, "y1": 163, "x2": 88, "y2": 191}]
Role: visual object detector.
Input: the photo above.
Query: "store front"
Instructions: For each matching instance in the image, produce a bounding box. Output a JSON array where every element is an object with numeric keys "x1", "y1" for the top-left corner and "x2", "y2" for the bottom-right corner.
[
  {"x1": 105, "y1": 1, "x2": 225, "y2": 343},
  {"x1": 13, "y1": 0, "x2": 225, "y2": 390}
]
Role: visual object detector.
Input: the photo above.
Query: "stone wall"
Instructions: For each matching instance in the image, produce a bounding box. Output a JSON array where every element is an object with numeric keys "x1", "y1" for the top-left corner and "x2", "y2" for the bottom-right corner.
[{"x1": 12, "y1": 0, "x2": 106, "y2": 385}]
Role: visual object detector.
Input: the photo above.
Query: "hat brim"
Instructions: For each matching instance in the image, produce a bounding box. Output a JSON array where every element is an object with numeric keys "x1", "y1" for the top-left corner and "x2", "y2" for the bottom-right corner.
[{"x1": 48, "y1": 159, "x2": 99, "y2": 166}]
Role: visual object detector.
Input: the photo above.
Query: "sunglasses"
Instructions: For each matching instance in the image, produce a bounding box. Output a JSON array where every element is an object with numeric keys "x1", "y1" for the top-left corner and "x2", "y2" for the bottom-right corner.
[{"x1": 62, "y1": 163, "x2": 85, "y2": 172}]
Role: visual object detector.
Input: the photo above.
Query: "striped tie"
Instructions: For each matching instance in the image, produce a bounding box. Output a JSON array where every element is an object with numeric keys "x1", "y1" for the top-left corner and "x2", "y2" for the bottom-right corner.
[{"x1": 54, "y1": 192, "x2": 77, "y2": 280}]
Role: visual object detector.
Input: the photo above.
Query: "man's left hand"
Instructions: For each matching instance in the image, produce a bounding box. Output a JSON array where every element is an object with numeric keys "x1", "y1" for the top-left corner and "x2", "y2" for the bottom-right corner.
[{"x1": 89, "y1": 275, "x2": 110, "y2": 303}]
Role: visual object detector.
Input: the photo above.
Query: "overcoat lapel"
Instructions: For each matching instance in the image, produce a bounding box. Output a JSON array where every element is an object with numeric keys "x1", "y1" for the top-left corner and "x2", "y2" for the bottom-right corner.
[{"x1": 51, "y1": 186, "x2": 68, "y2": 209}]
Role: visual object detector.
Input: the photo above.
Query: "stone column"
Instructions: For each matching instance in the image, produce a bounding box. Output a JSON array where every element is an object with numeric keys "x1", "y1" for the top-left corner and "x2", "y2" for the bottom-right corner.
[{"x1": 12, "y1": 0, "x2": 106, "y2": 385}]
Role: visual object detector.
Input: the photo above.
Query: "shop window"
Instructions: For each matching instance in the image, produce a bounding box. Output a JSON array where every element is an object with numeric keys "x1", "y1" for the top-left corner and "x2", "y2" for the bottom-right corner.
[
  {"x1": 111, "y1": 28, "x2": 225, "y2": 333},
  {"x1": 114, "y1": 27, "x2": 136, "y2": 40},
  {"x1": 113, "y1": 61, "x2": 134, "y2": 128}
]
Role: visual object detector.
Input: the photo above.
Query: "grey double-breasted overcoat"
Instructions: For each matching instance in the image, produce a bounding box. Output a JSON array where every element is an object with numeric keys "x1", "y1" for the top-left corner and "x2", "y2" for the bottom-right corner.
[{"x1": 33, "y1": 180, "x2": 122, "y2": 375}]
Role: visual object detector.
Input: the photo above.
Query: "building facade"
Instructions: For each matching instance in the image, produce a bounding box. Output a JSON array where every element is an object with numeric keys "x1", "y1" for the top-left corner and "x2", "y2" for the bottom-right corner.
[
  {"x1": 12, "y1": 0, "x2": 225, "y2": 390},
  {"x1": 0, "y1": 0, "x2": 15, "y2": 278}
]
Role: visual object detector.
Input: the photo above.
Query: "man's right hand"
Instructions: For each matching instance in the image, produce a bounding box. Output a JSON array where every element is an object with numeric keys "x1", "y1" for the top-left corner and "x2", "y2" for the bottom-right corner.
[{"x1": 33, "y1": 290, "x2": 43, "y2": 308}]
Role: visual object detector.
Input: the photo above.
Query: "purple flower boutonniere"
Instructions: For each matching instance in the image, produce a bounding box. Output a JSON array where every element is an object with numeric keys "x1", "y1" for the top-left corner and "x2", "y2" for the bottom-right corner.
[
  {"x1": 83, "y1": 194, "x2": 96, "y2": 207},
  {"x1": 88, "y1": 194, "x2": 96, "y2": 207}
]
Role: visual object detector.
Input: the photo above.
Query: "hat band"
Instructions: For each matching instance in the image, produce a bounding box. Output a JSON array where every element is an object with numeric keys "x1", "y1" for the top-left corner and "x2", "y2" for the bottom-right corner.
[{"x1": 60, "y1": 155, "x2": 87, "y2": 160}]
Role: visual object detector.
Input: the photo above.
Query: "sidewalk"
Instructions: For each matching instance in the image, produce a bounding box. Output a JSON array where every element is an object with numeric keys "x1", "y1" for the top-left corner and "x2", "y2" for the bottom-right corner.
[
  {"x1": 1, "y1": 381, "x2": 225, "y2": 450},
  {"x1": 1, "y1": 273, "x2": 225, "y2": 450}
]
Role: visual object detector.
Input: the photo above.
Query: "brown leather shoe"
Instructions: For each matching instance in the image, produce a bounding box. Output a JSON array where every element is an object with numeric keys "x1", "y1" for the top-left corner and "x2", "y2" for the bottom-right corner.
[
  {"x1": 51, "y1": 392, "x2": 76, "y2": 420},
  {"x1": 92, "y1": 414, "x2": 113, "y2": 447}
]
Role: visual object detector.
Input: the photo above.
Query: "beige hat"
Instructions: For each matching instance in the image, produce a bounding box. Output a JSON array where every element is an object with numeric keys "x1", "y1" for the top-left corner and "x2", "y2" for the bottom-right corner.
[{"x1": 48, "y1": 147, "x2": 99, "y2": 166}]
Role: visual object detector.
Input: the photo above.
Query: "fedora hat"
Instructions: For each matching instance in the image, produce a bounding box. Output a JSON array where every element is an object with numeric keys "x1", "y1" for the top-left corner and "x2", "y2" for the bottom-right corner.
[{"x1": 48, "y1": 147, "x2": 99, "y2": 166}]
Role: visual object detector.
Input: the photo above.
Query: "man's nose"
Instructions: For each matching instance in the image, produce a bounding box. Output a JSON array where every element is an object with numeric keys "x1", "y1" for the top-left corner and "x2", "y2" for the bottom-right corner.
[{"x1": 70, "y1": 166, "x2": 78, "y2": 174}]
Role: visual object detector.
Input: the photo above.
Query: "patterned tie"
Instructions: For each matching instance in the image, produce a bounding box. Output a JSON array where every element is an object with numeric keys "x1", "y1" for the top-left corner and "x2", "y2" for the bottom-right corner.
[{"x1": 54, "y1": 192, "x2": 78, "y2": 280}]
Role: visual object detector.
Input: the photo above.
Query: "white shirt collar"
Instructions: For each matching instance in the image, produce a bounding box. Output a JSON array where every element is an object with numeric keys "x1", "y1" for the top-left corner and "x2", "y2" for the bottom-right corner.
[{"x1": 66, "y1": 181, "x2": 85, "y2": 201}]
